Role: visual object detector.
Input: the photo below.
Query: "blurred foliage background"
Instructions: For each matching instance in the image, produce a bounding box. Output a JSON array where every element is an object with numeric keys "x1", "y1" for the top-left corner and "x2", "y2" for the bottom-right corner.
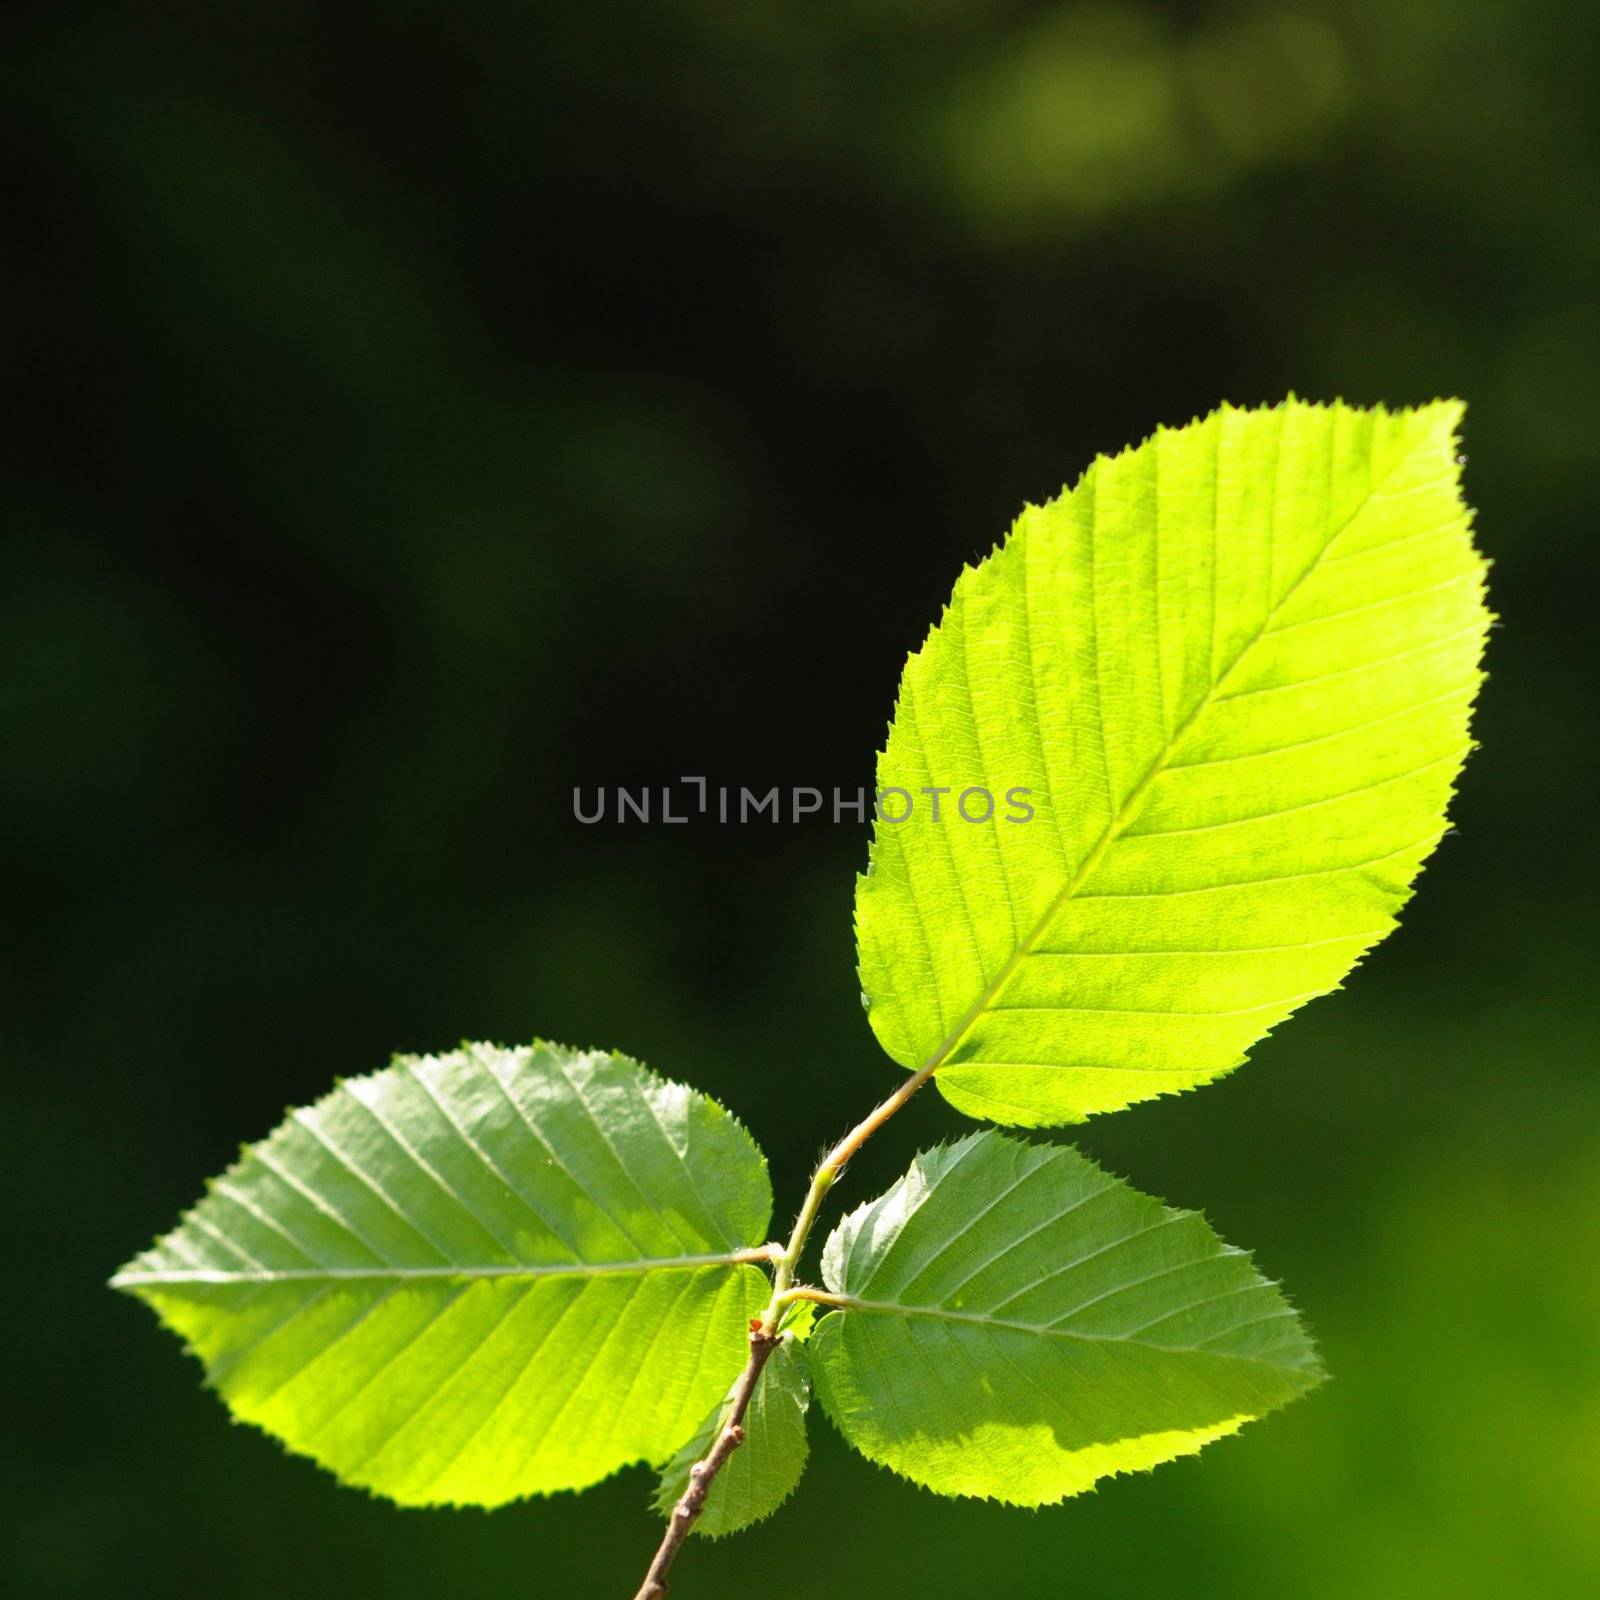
[{"x1": 4, "y1": 1, "x2": 1597, "y2": 1596}]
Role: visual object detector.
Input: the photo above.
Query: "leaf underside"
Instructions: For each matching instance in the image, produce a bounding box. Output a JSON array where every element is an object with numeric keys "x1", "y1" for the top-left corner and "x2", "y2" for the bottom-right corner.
[
  {"x1": 856, "y1": 398, "x2": 1490, "y2": 1126},
  {"x1": 652, "y1": 1334, "x2": 812, "y2": 1537},
  {"x1": 809, "y1": 1131, "x2": 1322, "y2": 1504},
  {"x1": 112, "y1": 1043, "x2": 772, "y2": 1506}
]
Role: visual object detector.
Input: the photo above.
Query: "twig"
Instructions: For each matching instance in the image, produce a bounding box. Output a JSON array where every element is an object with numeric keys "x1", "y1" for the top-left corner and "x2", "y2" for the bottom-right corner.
[
  {"x1": 631, "y1": 1323, "x2": 779, "y2": 1600},
  {"x1": 759, "y1": 1059, "x2": 940, "y2": 1323},
  {"x1": 629, "y1": 1058, "x2": 941, "y2": 1598}
]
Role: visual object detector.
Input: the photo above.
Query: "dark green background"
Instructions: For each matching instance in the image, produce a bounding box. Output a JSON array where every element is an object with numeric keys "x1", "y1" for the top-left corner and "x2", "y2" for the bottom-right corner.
[{"x1": 6, "y1": 3, "x2": 1596, "y2": 1596}]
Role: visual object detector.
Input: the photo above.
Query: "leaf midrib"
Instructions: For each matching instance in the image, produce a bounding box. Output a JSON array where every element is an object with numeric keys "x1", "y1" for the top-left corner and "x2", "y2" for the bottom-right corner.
[
  {"x1": 919, "y1": 419, "x2": 1434, "y2": 1078},
  {"x1": 111, "y1": 1245, "x2": 776, "y2": 1289},
  {"x1": 818, "y1": 1291, "x2": 1317, "y2": 1375}
]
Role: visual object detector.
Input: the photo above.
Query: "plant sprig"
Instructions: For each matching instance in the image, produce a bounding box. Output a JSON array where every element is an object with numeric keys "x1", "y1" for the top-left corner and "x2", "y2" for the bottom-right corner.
[{"x1": 113, "y1": 399, "x2": 1489, "y2": 1597}]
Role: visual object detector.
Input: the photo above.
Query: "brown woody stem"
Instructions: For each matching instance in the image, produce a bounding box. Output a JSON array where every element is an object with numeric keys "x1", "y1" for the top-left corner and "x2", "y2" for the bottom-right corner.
[
  {"x1": 629, "y1": 1060, "x2": 940, "y2": 1598},
  {"x1": 630, "y1": 1324, "x2": 778, "y2": 1600}
]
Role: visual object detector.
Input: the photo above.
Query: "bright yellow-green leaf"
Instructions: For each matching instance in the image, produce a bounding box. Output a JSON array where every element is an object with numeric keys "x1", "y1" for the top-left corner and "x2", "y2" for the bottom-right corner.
[
  {"x1": 809, "y1": 1131, "x2": 1321, "y2": 1504},
  {"x1": 112, "y1": 1042, "x2": 772, "y2": 1506},
  {"x1": 856, "y1": 399, "x2": 1489, "y2": 1125}
]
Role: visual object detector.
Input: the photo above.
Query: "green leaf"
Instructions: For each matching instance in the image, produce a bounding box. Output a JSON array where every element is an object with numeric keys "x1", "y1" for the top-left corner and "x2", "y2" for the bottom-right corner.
[
  {"x1": 808, "y1": 1131, "x2": 1322, "y2": 1504},
  {"x1": 856, "y1": 398, "x2": 1489, "y2": 1125},
  {"x1": 652, "y1": 1334, "x2": 812, "y2": 1537},
  {"x1": 112, "y1": 1042, "x2": 773, "y2": 1506},
  {"x1": 777, "y1": 1293, "x2": 817, "y2": 1341}
]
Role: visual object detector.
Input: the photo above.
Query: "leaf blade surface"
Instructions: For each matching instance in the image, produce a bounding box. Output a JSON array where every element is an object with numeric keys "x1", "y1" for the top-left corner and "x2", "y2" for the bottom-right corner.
[
  {"x1": 113, "y1": 1041, "x2": 772, "y2": 1505},
  {"x1": 809, "y1": 1131, "x2": 1321, "y2": 1504},
  {"x1": 652, "y1": 1334, "x2": 812, "y2": 1537},
  {"x1": 856, "y1": 399, "x2": 1489, "y2": 1124}
]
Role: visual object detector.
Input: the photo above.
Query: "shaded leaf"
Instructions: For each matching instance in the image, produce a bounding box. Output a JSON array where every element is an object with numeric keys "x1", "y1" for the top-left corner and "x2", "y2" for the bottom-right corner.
[
  {"x1": 652, "y1": 1334, "x2": 811, "y2": 1537},
  {"x1": 809, "y1": 1131, "x2": 1321, "y2": 1504}
]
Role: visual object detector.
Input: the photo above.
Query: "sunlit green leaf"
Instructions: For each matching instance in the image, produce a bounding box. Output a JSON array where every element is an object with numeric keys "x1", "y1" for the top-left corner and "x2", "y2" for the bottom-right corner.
[
  {"x1": 112, "y1": 1042, "x2": 772, "y2": 1506},
  {"x1": 809, "y1": 1131, "x2": 1321, "y2": 1504},
  {"x1": 857, "y1": 398, "x2": 1489, "y2": 1125}
]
